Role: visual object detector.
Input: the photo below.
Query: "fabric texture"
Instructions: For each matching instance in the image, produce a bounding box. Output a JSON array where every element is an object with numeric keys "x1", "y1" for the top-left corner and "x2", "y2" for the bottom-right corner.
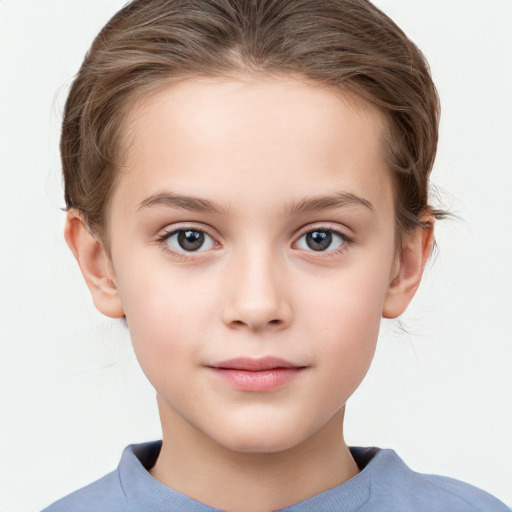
[{"x1": 41, "y1": 440, "x2": 509, "y2": 511}]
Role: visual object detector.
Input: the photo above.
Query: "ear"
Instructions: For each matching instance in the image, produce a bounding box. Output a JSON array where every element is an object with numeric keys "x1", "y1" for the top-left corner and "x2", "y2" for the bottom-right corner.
[
  {"x1": 382, "y1": 216, "x2": 434, "y2": 319},
  {"x1": 64, "y1": 210, "x2": 125, "y2": 318}
]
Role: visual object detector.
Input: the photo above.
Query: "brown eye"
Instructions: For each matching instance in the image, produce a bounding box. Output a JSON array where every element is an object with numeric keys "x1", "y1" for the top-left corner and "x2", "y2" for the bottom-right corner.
[
  {"x1": 165, "y1": 229, "x2": 215, "y2": 253},
  {"x1": 296, "y1": 229, "x2": 346, "y2": 252},
  {"x1": 178, "y1": 230, "x2": 205, "y2": 251},
  {"x1": 306, "y1": 231, "x2": 332, "y2": 251}
]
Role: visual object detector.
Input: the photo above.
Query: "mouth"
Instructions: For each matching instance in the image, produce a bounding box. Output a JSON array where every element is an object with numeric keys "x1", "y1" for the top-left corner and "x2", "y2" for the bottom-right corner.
[{"x1": 206, "y1": 357, "x2": 307, "y2": 392}]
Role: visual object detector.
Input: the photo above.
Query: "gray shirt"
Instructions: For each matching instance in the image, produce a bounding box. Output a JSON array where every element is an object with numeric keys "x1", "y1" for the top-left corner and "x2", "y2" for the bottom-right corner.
[{"x1": 41, "y1": 441, "x2": 509, "y2": 511}]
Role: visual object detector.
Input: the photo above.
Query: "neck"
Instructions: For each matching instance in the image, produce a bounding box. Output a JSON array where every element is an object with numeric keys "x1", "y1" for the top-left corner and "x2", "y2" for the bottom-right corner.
[{"x1": 150, "y1": 400, "x2": 359, "y2": 512}]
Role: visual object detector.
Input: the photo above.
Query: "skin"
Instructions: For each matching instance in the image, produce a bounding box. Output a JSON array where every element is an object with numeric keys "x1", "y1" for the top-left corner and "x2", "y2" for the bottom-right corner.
[{"x1": 66, "y1": 75, "x2": 433, "y2": 512}]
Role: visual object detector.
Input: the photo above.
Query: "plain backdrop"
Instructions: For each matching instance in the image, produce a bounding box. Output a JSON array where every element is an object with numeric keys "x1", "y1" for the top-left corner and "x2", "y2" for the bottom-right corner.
[{"x1": 0, "y1": 0, "x2": 511, "y2": 510}]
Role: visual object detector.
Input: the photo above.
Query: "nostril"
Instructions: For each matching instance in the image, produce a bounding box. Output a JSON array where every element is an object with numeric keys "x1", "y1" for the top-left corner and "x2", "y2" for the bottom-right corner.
[{"x1": 228, "y1": 318, "x2": 284, "y2": 329}]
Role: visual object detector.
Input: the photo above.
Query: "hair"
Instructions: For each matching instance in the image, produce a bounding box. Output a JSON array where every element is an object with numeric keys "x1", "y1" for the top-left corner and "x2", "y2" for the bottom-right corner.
[{"x1": 61, "y1": 0, "x2": 446, "y2": 245}]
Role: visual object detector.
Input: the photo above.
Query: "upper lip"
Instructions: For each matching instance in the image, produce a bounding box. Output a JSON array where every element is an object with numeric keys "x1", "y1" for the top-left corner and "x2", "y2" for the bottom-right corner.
[{"x1": 208, "y1": 357, "x2": 304, "y2": 371}]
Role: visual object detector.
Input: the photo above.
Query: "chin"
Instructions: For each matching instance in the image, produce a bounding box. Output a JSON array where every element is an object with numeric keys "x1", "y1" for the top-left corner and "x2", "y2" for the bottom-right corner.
[
  {"x1": 223, "y1": 438, "x2": 298, "y2": 455},
  {"x1": 212, "y1": 422, "x2": 309, "y2": 454}
]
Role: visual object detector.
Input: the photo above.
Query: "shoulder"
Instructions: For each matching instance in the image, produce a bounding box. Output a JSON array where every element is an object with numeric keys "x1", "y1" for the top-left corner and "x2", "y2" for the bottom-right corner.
[
  {"x1": 412, "y1": 473, "x2": 510, "y2": 511},
  {"x1": 40, "y1": 469, "x2": 128, "y2": 512},
  {"x1": 40, "y1": 441, "x2": 163, "y2": 512},
  {"x1": 353, "y1": 447, "x2": 510, "y2": 512}
]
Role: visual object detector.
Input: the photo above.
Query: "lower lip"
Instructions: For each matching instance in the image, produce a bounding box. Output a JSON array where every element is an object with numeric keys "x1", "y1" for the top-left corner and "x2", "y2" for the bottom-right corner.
[{"x1": 209, "y1": 367, "x2": 305, "y2": 392}]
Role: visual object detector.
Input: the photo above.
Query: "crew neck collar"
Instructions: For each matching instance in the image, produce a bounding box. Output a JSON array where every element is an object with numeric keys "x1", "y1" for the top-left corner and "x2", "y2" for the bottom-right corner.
[{"x1": 118, "y1": 441, "x2": 399, "y2": 511}]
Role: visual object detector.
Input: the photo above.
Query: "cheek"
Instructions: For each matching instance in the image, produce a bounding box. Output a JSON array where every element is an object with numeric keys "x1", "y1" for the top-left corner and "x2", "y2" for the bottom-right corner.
[
  {"x1": 115, "y1": 261, "x2": 218, "y2": 379},
  {"x1": 298, "y1": 263, "x2": 391, "y2": 380},
  {"x1": 119, "y1": 255, "x2": 216, "y2": 325},
  {"x1": 301, "y1": 264, "x2": 390, "y2": 335}
]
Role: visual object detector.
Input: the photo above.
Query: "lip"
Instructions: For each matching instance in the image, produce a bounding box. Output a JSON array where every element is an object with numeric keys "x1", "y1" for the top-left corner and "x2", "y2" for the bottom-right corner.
[{"x1": 206, "y1": 357, "x2": 306, "y2": 392}]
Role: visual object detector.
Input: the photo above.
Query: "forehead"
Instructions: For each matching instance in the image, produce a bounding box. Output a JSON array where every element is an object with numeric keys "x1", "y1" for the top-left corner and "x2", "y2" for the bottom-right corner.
[{"x1": 114, "y1": 75, "x2": 393, "y2": 217}]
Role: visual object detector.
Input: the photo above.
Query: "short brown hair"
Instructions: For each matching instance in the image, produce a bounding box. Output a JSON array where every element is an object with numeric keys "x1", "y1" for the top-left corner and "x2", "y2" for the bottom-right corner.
[{"x1": 62, "y1": 0, "x2": 445, "y2": 242}]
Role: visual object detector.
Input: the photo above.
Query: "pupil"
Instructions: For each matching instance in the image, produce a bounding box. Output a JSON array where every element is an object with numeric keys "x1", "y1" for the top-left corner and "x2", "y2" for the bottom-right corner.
[
  {"x1": 306, "y1": 231, "x2": 332, "y2": 251},
  {"x1": 178, "y1": 230, "x2": 204, "y2": 251}
]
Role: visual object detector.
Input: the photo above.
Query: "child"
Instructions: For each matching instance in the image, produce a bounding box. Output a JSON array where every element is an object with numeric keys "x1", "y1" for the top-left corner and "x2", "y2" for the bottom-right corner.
[{"x1": 41, "y1": 0, "x2": 509, "y2": 510}]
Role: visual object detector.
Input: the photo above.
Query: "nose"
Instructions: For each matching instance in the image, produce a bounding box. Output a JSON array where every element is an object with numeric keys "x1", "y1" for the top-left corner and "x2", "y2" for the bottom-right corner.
[{"x1": 221, "y1": 248, "x2": 292, "y2": 332}]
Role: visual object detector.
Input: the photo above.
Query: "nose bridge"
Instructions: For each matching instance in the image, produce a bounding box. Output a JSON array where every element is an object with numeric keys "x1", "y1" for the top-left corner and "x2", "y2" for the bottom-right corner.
[{"x1": 222, "y1": 239, "x2": 291, "y2": 331}]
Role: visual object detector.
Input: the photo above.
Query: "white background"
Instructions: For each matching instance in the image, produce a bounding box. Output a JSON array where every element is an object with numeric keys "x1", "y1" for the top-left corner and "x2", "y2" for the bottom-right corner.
[{"x1": 0, "y1": 0, "x2": 511, "y2": 510}]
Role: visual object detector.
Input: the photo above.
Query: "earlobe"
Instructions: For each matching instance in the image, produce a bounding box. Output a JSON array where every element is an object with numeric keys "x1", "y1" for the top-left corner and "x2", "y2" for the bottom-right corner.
[
  {"x1": 382, "y1": 217, "x2": 434, "y2": 319},
  {"x1": 64, "y1": 210, "x2": 125, "y2": 319}
]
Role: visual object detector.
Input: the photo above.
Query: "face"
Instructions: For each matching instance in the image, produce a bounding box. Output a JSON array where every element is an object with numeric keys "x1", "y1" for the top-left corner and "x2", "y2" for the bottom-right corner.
[{"x1": 105, "y1": 76, "x2": 400, "y2": 453}]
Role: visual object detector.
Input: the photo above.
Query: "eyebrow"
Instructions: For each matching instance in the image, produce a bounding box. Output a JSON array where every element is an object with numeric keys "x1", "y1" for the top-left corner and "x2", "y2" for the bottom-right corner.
[
  {"x1": 137, "y1": 191, "x2": 373, "y2": 216},
  {"x1": 284, "y1": 192, "x2": 374, "y2": 215},
  {"x1": 137, "y1": 192, "x2": 230, "y2": 215}
]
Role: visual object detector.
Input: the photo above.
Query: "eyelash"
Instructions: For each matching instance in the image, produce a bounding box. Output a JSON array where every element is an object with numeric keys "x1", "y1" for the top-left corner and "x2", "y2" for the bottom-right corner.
[
  {"x1": 156, "y1": 225, "x2": 353, "y2": 260},
  {"x1": 156, "y1": 226, "x2": 218, "y2": 261},
  {"x1": 294, "y1": 226, "x2": 353, "y2": 256}
]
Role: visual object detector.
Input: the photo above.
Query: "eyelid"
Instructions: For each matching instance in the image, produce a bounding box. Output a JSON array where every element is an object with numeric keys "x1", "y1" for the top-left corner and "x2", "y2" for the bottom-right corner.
[
  {"x1": 294, "y1": 222, "x2": 353, "y2": 241},
  {"x1": 154, "y1": 222, "x2": 353, "y2": 259},
  {"x1": 157, "y1": 222, "x2": 220, "y2": 240},
  {"x1": 292, "y1": 224, "x2": 353, "y2": 253},
  {"x1": 156, "y1": 223, "x2": 221, "y2": 258}
]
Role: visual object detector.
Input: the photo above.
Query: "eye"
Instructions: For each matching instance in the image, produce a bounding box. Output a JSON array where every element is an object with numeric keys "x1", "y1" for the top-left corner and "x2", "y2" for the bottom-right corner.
[
  {"x1": 164, "y1": 229, "x2": 216, "y2": 253},
  {"x1": 295, "y1": 229, "x2": 347, "y2": 252}
]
